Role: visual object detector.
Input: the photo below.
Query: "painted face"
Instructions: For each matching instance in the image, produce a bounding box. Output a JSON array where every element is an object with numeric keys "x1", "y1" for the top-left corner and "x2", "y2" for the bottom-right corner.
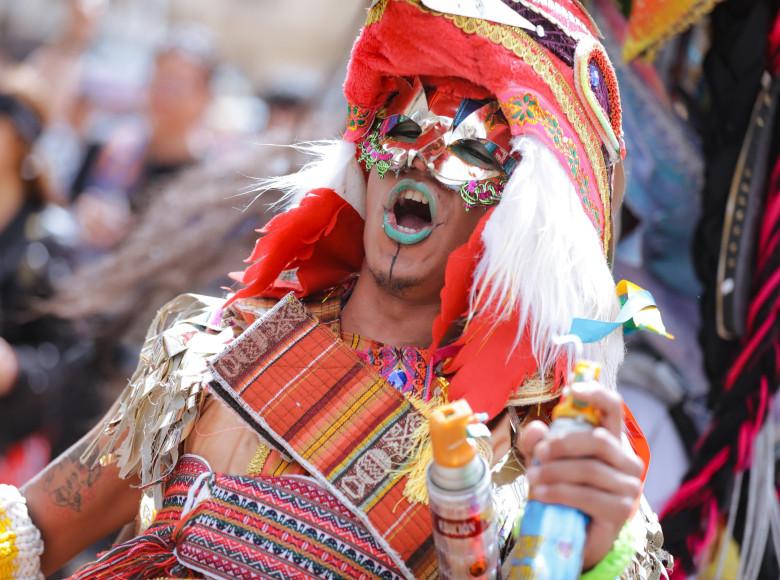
[
  {"x1": 358, "y1": 77, "x2": 519, "y2": 210},
  {"x1": 363, "y1": 165, "x2": 485, "y2": 303},
  {"x1": 360, "y1": 80, "x2": 518, "y2": 301}
]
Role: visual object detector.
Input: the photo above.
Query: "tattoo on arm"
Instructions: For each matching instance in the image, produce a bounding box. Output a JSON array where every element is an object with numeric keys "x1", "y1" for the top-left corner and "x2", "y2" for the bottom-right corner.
[{"x1": 41, "y1": 442, "x2": 103, "y2": 512}]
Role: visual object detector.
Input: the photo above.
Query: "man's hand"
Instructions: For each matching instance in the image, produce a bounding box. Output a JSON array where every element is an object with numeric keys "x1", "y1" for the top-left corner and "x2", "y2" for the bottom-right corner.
[
  {"x1": 516, "y1": 383, "x2": 644, "y2": 570},
  {"x1": 75, "y1": 193, "x2": 132, "y2": 249},
  {"x1": 0, "y1": 337, "x2": 19, "y2": 396}
]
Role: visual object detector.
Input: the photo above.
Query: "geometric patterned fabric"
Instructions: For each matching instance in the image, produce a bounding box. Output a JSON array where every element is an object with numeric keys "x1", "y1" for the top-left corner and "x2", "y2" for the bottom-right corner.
[
  {"x1": 70, "y1": 455, "x2": 402, "y2": 579},
  {"x1": 175, "y1": 468, "x2": 402, "y2": 578},
  {"x1": 209, "y1": 294, "x2": 436, "y2": 577},
  {"x1": 71, "y1": 292, "x2": 440, "y2": 578}
]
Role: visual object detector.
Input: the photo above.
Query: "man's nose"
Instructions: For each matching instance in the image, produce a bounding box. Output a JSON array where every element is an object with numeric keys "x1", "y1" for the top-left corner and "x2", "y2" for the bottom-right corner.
[{"x1": 408, "y1": 153, "x2": 429, "y2": 173}]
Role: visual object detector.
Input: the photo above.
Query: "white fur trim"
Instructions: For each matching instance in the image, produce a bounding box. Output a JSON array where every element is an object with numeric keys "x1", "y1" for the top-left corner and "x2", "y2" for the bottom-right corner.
[
  {"x1": 471, "y1": 136, "x2": 624, "y2": 388},
  {"x1": 247, "y1": 140, "x2": 366, "y2": 218}
]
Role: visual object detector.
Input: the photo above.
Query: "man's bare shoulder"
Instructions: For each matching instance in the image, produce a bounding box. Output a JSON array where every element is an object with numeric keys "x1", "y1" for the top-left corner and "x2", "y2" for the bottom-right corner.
[{"x1": 84, "y1": 287, "x2": 345, "y2": 488}]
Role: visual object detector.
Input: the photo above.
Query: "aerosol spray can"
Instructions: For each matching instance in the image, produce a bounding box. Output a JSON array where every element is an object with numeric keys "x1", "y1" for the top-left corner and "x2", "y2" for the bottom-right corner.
[
  {"x1": 508, "y1": 360, "x2": 602, "y2": 580},
  {"x1": 427, "y1": 400, "x2": 499, "y2": 579}
]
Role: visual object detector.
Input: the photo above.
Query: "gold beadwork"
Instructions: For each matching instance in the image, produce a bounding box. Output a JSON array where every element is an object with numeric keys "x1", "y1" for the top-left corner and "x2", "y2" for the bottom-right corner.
[
  {"x1": 366, "y1": 0, "x2": 389, "y2": 25},
  {"x1": 247, "y1": 443, "x2": 272, "y2": 476}
]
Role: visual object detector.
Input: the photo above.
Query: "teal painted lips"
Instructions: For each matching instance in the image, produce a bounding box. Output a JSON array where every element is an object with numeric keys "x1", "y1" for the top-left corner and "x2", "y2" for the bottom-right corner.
[{"x1": 383, "y1": 179, "x2": 437, "y2": 245}]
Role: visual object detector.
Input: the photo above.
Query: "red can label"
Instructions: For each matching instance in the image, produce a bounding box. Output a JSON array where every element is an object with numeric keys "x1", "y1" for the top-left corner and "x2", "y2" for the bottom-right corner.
[{"x1": 432, "y1": 513, "x2": 485, "y2": 539}]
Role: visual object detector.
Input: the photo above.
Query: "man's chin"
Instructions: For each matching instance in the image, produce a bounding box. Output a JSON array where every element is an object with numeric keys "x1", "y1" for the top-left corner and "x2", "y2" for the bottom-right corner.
[{"x1": 368, "y1": 266, "x2": 422, "y2": 297}]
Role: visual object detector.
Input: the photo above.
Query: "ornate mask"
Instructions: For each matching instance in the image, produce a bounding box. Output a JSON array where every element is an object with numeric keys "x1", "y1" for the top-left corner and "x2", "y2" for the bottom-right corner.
[{"x1": 359, "y1": 77, "x2": 520, "y2": 209}]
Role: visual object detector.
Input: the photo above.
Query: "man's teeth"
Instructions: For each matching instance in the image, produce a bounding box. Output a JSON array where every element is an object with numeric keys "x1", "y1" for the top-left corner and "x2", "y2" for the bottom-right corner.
[
  {"x1": 396, "y1": 225, "x2": 418, "y2": 233},
  {"x1": 400, "y1": 190, "x2": 429, "y2": 204}
]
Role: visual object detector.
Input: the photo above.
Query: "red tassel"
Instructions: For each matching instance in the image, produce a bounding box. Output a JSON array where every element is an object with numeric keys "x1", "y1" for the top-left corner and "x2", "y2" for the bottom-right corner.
[
  {"x1": 228, "y1": 189, "x2": 364, "y2": 303},
  {"x1": 769, "y1": 11, "x2": 780, "y2": 74},
  {"x1": 662, "y1": 448, "x2": 729, "y2": 516},
  {"x1": 69, "y1": 535, "x2": 184, "y2": 579},
  {"x1": 623, "y1": 402, "x2": 650, "y2": 481}
]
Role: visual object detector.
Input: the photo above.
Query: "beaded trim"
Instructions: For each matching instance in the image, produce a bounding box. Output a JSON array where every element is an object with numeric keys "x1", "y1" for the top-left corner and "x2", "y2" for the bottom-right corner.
[
  {"x1": 357, "y1": 130, "x2": 393, "y2": 177},
  {"x1": 460, "y1": 176, "x2": 506, "y2": 209},
  {"x1": 246, "y1": 443, "x2": 272, "y2": 476},
  {"x1": 0, "y1": 485, "x2": 44, "y2": 580},
  {"x1": 574, "y1": 37, "x2": 623, "y2": 162},
  {"x1": 366, "y1": 0, "x2": 389, "y2": 25}
]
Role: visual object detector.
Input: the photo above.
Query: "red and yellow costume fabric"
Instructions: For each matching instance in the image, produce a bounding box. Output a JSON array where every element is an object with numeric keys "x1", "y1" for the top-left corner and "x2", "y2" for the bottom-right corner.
[{"x1": 623, "y1": 0, "x2": 724, "y2": 61}]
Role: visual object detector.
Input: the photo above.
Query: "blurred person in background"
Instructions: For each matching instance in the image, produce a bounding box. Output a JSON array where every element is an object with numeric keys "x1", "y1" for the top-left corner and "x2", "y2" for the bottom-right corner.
[
  {"x1": 27, "y1": 0, "x2": 108, "y2": 125},
  {"x1": 0, "y1": 67, "x2": 98, "y2": 486},
  {"x1": 44, "y1": 90, "x2": 312, "y2": 404},
  {"x1": 71, "y1": 26, "x2": 215, "y2": 254},
  {"x1": 29, "y1": 0, "x2": 109, "y2": 202}
]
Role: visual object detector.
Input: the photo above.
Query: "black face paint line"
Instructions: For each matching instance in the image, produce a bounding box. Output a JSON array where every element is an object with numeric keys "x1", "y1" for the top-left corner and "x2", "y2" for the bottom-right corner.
[{"x1": 388, "y1": 242, "x2": 402, "y2": 282}]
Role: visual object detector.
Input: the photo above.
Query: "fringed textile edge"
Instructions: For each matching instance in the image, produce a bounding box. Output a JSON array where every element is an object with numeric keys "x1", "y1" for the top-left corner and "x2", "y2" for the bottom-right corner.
[
  {"x1": 80, "y1": 293, "x2": 232, "y2": 491},
  {"x1": 620, "y1": 496, "x2": 674, "y2": 579},
  {"x1": 623, "y1": 0, "x2": 724, "y2": 61},
  {"x1": 397, "y1": 378, "x2": 494, "y2": 506}
]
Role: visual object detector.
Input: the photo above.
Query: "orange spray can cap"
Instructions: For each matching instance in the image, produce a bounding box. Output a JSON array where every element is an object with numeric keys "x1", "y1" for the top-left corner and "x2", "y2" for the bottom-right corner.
[{"x1": 430, "y1": 400, "x2": 488, "y2": 469}]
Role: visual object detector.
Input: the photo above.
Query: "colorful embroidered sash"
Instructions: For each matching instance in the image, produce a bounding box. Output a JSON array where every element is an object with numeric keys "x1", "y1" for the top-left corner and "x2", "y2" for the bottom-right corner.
[
  {"x1": 70, "y1": 455, "x2": 209, "y2": 579},
  {"x1": 208, "y1": 293, "x2": 437, "y2": 579},
  {"x1": 71, "y1": 455, "x2": 403, "y2": 580},
  {"x1": 174, "y1": 469, "x2": 402, "y2": 579}
]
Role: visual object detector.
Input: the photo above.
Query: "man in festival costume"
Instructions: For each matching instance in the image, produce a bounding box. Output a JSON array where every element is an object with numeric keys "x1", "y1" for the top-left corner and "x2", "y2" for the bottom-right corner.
[{"x1": 1, "y1": 1, "x2": 672, "y2": 578}]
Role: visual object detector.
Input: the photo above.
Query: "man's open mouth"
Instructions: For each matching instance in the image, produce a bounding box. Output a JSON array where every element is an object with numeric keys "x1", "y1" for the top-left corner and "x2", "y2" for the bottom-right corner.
[{"x1": 383, "y1": 179, "x2": 437, "y2": 245}]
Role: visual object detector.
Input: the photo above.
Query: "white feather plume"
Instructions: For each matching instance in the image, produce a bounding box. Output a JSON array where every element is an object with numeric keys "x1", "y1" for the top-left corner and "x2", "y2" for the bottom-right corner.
[
  {"x1": 246, "y1": 140, "x2": 366, "y2": 217},
  {"x1": 471, "y1": 136, "x2": 624, "y2": 388}
]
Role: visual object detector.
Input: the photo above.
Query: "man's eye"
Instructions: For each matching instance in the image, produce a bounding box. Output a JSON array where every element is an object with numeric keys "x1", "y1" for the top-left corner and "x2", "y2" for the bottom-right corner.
[
  {"x1": 385, "y1": 118, "x2": 422, "y2": 142},
  {"x1": 450, "y1": 139, "x2": 502, "y2": 170}
]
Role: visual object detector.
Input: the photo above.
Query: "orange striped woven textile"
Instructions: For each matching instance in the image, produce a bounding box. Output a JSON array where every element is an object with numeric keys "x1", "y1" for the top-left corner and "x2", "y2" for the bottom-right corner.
[{"x1": 209, "y1": 293, "x2": 437, "y2": 578}]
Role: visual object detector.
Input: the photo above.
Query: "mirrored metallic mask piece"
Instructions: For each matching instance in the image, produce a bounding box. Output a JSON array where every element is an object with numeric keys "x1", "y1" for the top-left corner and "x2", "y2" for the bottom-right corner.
[{"x1": 371, "y1": 78, "x2": 519, "y2": 190}]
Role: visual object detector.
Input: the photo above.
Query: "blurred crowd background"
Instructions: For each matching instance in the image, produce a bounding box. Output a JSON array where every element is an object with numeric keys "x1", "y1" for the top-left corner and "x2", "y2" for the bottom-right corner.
[
  {"x1": 0, "y1": 0, "x2": 367, "y2": 488},
  {"x1": 0, "y1": 0, "x2": 778, "y2": 576}
]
